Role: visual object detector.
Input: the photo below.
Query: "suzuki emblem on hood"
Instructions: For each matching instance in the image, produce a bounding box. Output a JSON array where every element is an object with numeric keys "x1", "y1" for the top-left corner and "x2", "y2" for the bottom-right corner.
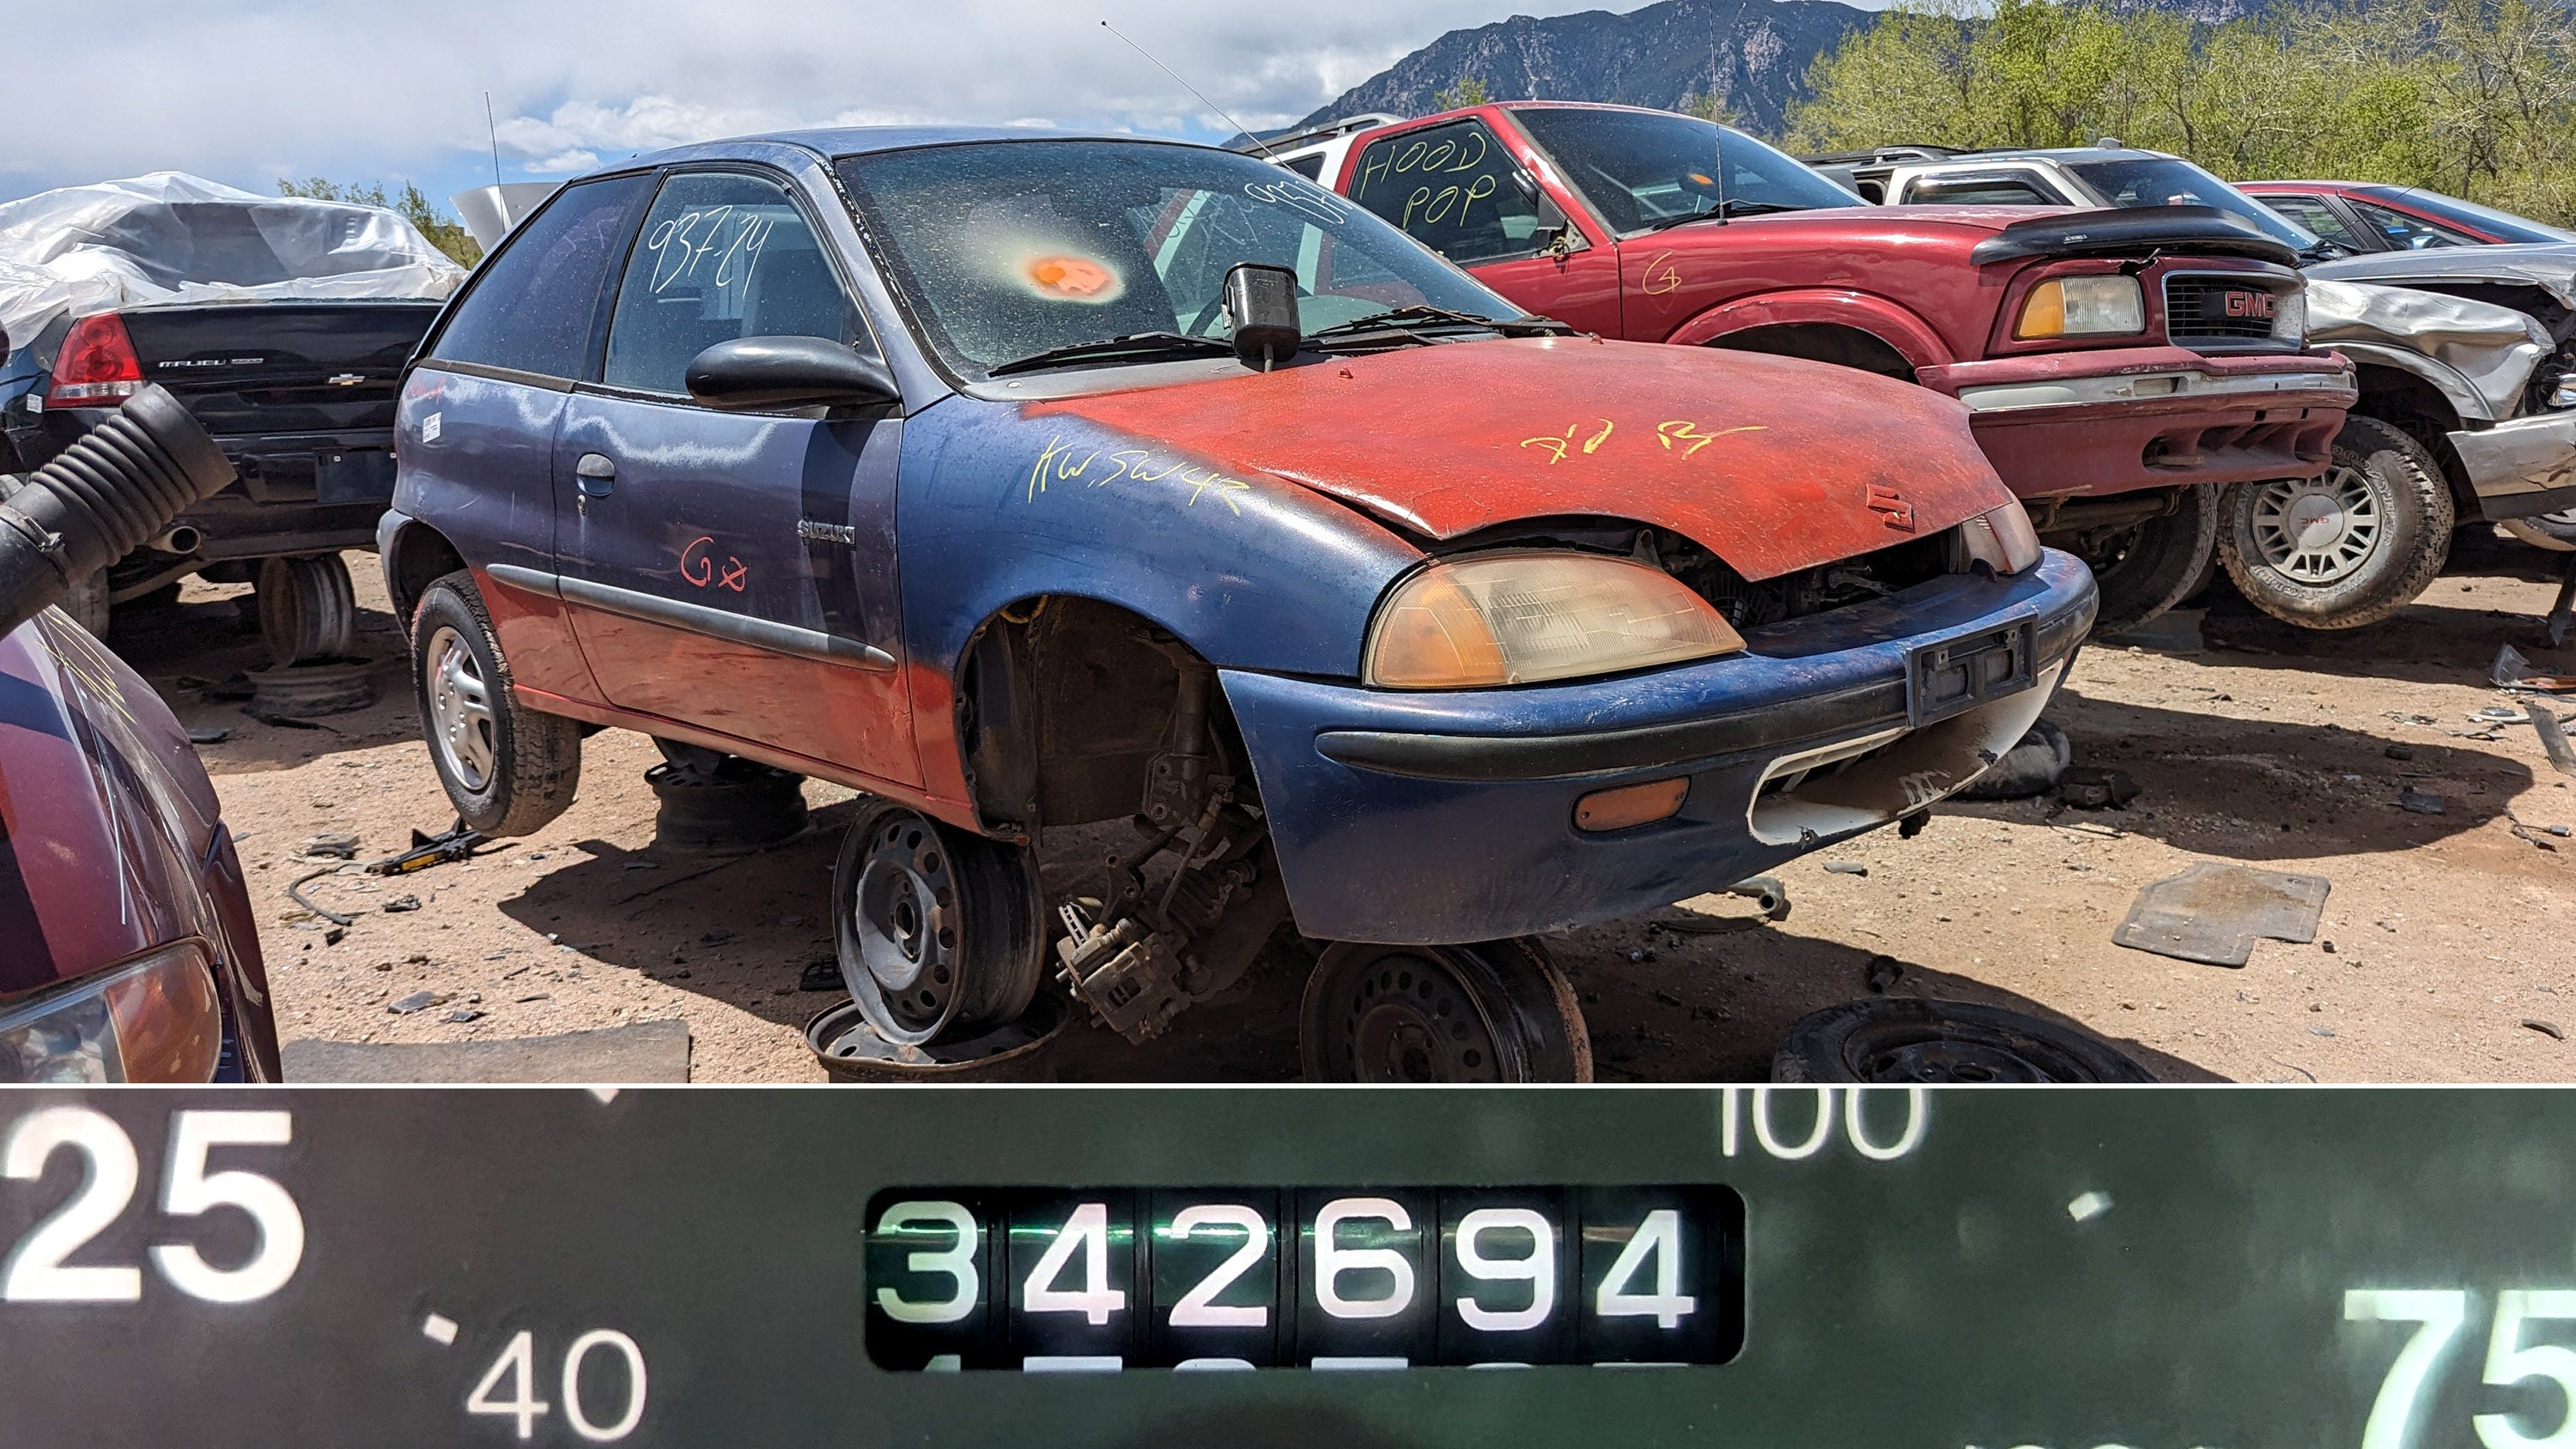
[{"x1": 1866, "y1": 483, "x2": 1917, "y2": 532}]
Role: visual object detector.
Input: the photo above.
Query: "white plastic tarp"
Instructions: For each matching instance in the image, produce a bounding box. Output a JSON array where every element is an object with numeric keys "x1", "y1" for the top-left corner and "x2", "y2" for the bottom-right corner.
[{"x1": 0, "y1": 171, "x2": 465, "y2": 348}]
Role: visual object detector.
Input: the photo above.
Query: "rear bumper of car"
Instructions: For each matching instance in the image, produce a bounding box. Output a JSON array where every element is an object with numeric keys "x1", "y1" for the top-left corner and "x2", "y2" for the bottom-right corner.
[
  {"x1": 17, "y1": 408, "x2": 393, "y2": 557},
  {"x1": 1921, "y1": 346, "x2": 2354, "y2": 500},
  {"x1": 2449, "y1": 410, "x2": 2576, "y2": 521},
  {"x1": 1221, "y1": 549, "x2": 2099, "y2": 944}
]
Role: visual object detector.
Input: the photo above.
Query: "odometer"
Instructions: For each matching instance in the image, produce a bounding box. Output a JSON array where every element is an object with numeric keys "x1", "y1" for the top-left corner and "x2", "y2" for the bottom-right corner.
[{"x1": 863, "y1": 1185, "x2": 1743, "y2": 1368}]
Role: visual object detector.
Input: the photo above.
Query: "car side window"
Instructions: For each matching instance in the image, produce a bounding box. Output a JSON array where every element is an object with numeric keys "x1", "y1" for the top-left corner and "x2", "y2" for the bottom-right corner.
[
  {"x1": 1904, "y1": 174, "x2": 2058, "y2": 206},
  {"x1": 600, "y1": 171, "x2": 858, "y2": 396},
  {"x1": 427, "y1": 174, "x2": 649, "y2": 380},
  {"x1": 1283, "y1": 154, "x2": 1327, "y2": 181},
  {"x1": 1348, "y1": 120, "x2": 1546, "y2": 266},
  {"x1": 2348, "y1": 198, "x2": 2478, "y2": 250},
  {"x1": 2262, "y1": 195, "x2": 2361, "y2": 248}
]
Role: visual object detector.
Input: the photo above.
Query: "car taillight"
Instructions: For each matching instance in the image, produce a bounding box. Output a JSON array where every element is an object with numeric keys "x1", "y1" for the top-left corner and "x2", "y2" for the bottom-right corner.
[{"x1": 46, "y1": 312, "x2": 144, "y2": 407}]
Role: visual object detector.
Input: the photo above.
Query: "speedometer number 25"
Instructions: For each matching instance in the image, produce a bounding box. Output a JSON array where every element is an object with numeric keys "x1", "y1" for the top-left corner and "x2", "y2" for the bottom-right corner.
[
  {"x1": 2348, "y1": 1288, "x2": 2576, "y2": 1449},
  {"x1": 1, "y1": 1106, "x2": 303, "y2": 1305}
]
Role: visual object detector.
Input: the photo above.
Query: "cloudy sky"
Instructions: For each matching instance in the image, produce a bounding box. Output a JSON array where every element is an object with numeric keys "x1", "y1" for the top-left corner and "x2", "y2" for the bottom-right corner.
[{"x1": 1, "y1": 0, "x2": 1711, "y2": 211}]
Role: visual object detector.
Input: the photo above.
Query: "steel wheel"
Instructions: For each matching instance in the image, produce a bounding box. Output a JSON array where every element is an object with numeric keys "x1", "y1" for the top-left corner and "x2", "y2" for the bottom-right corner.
[
  {"x1": 834, "y1": 803, "x2": 1042, "y2": 1046},
  {"x1": 2245, "y1": 468, "x2": 2383, "y2": 584},
  {"x1": 425, "y1": 623, "x2": 497, "y2": 791},
  {"x1": 1300, "y1": 939, "x2": 1591, "y2": 1083},
  {"x1": 1772, "y1": 998, "x2": 2154, "y2": 1083}
]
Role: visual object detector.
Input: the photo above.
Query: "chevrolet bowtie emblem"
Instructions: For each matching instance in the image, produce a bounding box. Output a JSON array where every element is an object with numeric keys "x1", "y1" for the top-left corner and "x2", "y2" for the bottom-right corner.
[
  {"x1": 326, "y1": 373, "x2": 366, "y2": 386},
  {"x1": 1865, "y1": 483, "x2": 1917, "y2": 532}
]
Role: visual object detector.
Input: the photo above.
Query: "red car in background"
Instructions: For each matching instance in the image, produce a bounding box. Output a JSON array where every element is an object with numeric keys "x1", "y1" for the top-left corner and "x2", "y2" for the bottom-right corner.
[
  {"x1": 2240, "y1": 181, "x2": 2576, "y2": 254},
  {"x1": 1283, "y1": 103, "x2": 2356, "y2": 633}
]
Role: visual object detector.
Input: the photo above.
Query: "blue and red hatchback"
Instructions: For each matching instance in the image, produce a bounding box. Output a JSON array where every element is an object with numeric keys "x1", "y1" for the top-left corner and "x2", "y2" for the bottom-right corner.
[{"x1": 382, "y1": 127, "x2": 2096, "y2": 1080}]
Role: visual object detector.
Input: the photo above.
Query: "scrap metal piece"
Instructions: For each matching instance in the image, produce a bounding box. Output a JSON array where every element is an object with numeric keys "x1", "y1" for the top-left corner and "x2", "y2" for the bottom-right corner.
[
  {"x1": 1725, "y1": 875, "x2": 1790, "y2": 921},
  {"x1": 2112, "y1": 861, "x2": 2331, "y2": 967},
  {"x1": 2528, "y1": 701, "x2": 2576, "y2": 778},
  {"x1": 2399, "y1": 785, "x2": 2449, "y2": 815},
  {"x1": 2059, "y1": 766, "x2": 2140, "y2": 809}
]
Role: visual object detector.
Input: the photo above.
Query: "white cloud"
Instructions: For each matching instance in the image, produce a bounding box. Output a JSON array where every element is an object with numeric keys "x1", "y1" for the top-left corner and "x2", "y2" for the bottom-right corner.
[{"x1": 0, "y1": 0, "x2": 1630, "y2": 198}]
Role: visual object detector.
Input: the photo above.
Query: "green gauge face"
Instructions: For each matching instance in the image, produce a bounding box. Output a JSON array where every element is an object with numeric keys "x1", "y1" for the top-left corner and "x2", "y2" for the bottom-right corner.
[{"x1": 0, "y1": 1087, "x2": 2568, "y2": 1449}]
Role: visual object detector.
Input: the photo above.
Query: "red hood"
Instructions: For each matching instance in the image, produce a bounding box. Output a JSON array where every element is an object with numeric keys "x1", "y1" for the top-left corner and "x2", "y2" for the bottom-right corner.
[
  {"x1": 0, "y1": 614, "x2": 220, "y2": 994},
  {"x1": 1031, "y1": 336, "x2": 2008, "y2": 579}
]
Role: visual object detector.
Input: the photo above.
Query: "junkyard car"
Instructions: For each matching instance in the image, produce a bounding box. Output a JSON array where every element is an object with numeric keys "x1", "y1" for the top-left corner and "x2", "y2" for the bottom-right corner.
[
  {"x1": 2239, "y1": 181, "x2": 2576, "y2": 254},
  {"x1": 0, "y1": 173, "x2": 462, "y2": 652},
  {"x1": 1853, "y1": 145, "x2": 2576, "y2": 616},
  {"x1": 382, "y1": 128, "x2": 2096, "y2": 1081},
  {"x1": 1281, "y1": 103, "x2": 2354, "y2": 635}
]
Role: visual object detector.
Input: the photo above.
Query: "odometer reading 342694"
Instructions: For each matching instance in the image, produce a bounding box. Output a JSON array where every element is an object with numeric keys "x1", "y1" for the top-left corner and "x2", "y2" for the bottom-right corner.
[{"x1": 864, "y1": 1186, "x2": 1745, "y2": 1370}]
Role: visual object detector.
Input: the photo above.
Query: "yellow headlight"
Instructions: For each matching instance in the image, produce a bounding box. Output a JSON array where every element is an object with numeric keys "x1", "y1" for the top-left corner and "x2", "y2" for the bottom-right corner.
[
  {"x1": 1364, "y1": 551, "x2": 1746, "y2": 689},
  {"x1": 2014, "y1": 275, "x2": 2145, "y2": 339}
]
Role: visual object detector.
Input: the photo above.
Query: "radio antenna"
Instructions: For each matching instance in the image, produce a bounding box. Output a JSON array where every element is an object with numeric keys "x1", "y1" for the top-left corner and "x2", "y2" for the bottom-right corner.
[
  {"x1": 1706, "y1": 58, "x2": 1728, "y2": 226},
  {"x1": 485, "y1": 91, "x2": 502, "y2": 185},
  {"x1": 1099, "y1": 19, "x2": 1279, "y2": 159}
]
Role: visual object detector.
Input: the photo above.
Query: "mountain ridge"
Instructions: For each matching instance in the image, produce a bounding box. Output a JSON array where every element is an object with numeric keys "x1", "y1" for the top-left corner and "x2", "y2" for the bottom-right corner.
[{"x1": 1294, "y1": 0, "x2": 2264, "y2": 138}]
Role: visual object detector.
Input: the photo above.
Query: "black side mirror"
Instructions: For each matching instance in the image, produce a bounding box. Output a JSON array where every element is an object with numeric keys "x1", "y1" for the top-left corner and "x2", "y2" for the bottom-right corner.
[
  {"x1": 1532, "y1": 191, "x2": 1573, "y2": 255},
  {"x1": 685, "y1": 336, "x2": 900, "y2": 411},
  {"x1": 1223, "y1": 263, "x2": 1302, "y2": 371}
]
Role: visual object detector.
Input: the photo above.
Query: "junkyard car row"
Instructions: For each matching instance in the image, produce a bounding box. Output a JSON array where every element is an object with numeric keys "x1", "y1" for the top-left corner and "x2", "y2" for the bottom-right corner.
[{"x1": 3, "y1": 104, "x2": 2574, "y2": 1082}]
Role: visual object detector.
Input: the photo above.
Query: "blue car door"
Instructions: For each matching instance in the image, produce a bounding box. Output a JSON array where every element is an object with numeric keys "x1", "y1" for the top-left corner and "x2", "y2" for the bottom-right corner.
[{"x1": 554, "y1": 167, "x2": 919, "y2": 788}]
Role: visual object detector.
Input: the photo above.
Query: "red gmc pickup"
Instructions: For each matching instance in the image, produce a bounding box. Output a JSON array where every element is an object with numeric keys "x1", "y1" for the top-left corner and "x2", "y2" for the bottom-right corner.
[{"x1": 1284, "y1": 102, "x2": 2357, "y2": 632}]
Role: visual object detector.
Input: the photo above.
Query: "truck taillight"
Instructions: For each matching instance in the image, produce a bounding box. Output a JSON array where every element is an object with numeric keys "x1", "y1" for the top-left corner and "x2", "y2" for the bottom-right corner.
[{"x1": 46, "y1": 312, "x2": 144, "y2": 406}]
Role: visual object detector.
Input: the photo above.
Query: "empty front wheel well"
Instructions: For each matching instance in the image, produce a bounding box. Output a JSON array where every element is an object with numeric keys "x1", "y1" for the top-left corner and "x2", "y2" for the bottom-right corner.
[
  {"x1": 956, "y1": 596, "x2": 1250, "y2": 839},
  {"x1": 1704, "y1": 323, "x2": 1918, "y2": 382},
  {"x1": 385, "y1": 522, "x2": 467, "y2": 627}
]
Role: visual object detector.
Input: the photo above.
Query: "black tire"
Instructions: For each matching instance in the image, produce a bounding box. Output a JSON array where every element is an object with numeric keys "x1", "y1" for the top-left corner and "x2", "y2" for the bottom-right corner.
[
  {"x1": 1952, "y1": 717, "x2": 2069, "y2": 801},
  {"x1": 410, "y1": 570, "x2": 580, "y2": 836},
  {"x1": 2219, "y1": 415, "x2": 2454, "y2": 630},
  {"x1": 2502, "y1": 506, "x2": 2576, "y2": 552},
  {"x1": 834, "y1": 800, "x2": 1044, "y2": 1046},
  {"x1": 2063, "y1": 484, "x2": 2219, "y2": 636},
  {"x1": 1300, "y1": 938, "x2": 1592, "y2": 1083},
  {"x1": 257, "y1": 553, "x2": 357, "y2": 665},
  {"x1": 1773, "y1": 998, "x2": 2154, "y2": 1083}
]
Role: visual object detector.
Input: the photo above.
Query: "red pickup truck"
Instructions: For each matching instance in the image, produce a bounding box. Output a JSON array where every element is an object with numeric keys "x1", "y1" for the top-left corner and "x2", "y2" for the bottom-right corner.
[{"x1": 1285, "y1": 103, "x2": 2357, "y2": 631}]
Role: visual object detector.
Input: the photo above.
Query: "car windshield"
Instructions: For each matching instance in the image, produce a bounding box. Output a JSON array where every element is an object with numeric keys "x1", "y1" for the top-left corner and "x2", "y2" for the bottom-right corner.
[
  {"x1": 834, "y1": 140, "x2": 1520, "y2": 379},
  {"x1": 1507, "y1": 107, "x2": 1862, "y2": 235},
  {"x1": 2360, "y1": 186, "x2": 2576, "y2": 244},
  {"x1": 2068, "y1": 156, "x2": 2319, "y2": 251}
]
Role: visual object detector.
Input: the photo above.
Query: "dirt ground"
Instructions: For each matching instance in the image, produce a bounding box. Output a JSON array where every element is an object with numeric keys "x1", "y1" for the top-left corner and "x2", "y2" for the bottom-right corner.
[{"x1": 127, "y1": 530, "x2": 2576, "y2": 1084}]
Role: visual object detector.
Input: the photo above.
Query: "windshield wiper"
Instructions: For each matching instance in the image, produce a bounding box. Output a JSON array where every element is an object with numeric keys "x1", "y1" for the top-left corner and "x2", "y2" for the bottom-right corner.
[
  {"x1": 1303, "y1": 305, "x2": 1573, "y2": 347},
  {"x1": 1635, "y1": 199, "x2": 1807, "y2": 233},
  {"x1": 984, "y1": 332, "x2": 1235, "y2": 378}
]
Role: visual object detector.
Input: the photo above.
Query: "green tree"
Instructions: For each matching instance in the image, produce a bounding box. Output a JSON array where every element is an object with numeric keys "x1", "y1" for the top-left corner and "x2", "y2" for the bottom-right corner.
[
  {"x1": 1680, "y1": 88, "x2": 1741, "y2": 125},
  {"x1": 278, "y1": 177, "x2": 483, "y2": 268},
  {"x1": 1431, "y1": 76, "x2": 1492, "y2": 110},
  {"x1": 1788, "y1": 0, "x2": 2576, "y2": 227}
]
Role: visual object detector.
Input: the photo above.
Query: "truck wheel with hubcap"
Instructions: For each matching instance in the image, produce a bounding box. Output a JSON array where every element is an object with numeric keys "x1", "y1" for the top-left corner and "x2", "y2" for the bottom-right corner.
[
  {"x1": 258, "y1": 553, "x2": 357, "y2": 664},
  {"x1": 410, "y1": 570, "x2": 582, "y2": 836},
  {"x1": 2219, "y1": 415, "x2": 2453, "y2": 630},
  {"x1": 2064, "y1": 483, "x2": 2219, "y2": 636},
  {"x1": 1299, "y1": 938, "x2": 1593, "y2": 1083},
  {"x1": 833, "y1": 800, "x2": 1044, "y2": 1047}
]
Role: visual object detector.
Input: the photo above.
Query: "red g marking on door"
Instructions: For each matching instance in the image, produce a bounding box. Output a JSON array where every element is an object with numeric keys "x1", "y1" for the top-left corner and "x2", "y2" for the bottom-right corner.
[{"x1": 680, "y1": 536, "x2": 748, "y2": 591}]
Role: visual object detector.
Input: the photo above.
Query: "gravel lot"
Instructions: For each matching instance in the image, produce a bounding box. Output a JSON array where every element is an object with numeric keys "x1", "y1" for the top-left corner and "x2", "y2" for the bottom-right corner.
[{"x1": 132, "y1": 532, "x2": 2576, "y2": 1083}]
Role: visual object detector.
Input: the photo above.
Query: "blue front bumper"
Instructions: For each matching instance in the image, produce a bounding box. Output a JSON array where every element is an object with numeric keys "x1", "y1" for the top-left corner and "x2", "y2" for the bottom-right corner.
[{"x1": 1222, "y1": 549, "x2": 2099, "y2": 944}]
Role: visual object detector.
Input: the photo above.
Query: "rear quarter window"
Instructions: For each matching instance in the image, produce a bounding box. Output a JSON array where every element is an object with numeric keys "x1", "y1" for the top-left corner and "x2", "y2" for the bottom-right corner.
[{"x1": 426, "y1": 173, "x2": 650, "y2": 380}]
